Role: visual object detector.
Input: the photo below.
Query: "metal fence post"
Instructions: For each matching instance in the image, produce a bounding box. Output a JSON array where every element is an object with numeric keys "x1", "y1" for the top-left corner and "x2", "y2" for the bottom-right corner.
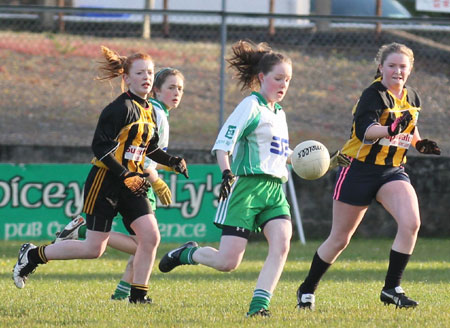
[{"x1": 219, "y1": 0, "x2": 227, "y2": 131}]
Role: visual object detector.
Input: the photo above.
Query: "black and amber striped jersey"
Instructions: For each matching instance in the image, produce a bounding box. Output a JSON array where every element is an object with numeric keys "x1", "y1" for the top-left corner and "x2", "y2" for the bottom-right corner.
[
  {"x1": 341, "y1": 78, "x2": 420, "y2": 166},
  {"x1": 91, "y1": 91, "x2": 159, "y2": 174}
]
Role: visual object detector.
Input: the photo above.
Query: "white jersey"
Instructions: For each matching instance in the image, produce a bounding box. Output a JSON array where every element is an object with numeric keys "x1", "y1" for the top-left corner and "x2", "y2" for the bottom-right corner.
[
  {"x1": 212, "y1": 92, "x2": 291, "y2": 182},
  {"x1": 144, "y1": 98, "x2": 170, "y2": 169}
]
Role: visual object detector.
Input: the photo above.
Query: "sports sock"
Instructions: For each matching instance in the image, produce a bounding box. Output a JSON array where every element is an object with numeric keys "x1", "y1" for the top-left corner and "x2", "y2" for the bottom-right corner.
[
  {"x1": 300, "y1": 251, "x2": 331, "y2": 294},
  {"x1": 130, "y1": 284, "x2": 149, "y2": 302},
  {"x1": 383, "y1": 249, "x2": 411, "y2": 290},
  {"x1": 28, "y1": 245, "x2": 48, "y2": 264},
  {"x1": 78, "y1": 225, "x2": 87, "y2": 239},
  {"x1": 112, "y1": 280, "x2": 131, "y2": 300},
  {"x1": 247, "y1": 289, "x2": 272, "y2": 315},
  {"x1": 179, "y1": 246, "x2": 199, "y2": 265}
]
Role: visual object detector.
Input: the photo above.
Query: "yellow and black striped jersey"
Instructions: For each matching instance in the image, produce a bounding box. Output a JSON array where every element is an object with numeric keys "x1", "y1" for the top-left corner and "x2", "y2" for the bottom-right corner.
[
  {"x1": 91, "y1": 91, "x2": 159, "y2": 174},
  {"x1": 341, "y1": 79, "x2": 420, "y2": 166}
]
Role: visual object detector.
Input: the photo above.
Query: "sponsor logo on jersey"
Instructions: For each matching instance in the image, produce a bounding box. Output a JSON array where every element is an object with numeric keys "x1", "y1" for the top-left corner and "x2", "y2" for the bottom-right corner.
[
  {"x1": 270, "y1": 136, "x2": 290, "y2": 156},
  {"x1": 379, "y1": 132, "x2": 412, "y2": 149},
  {"x1": 225, "y1": 125, "x2": 237, "y2": 139},
  {"x1": 124, "y1": 145, "x2": 146, "y2": 161}
]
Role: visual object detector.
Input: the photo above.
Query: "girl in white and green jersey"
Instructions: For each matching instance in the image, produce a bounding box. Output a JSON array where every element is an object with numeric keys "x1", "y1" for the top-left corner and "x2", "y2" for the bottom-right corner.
[{"x1": 158, "y1": 40, "x2": 294, "y2": 317}]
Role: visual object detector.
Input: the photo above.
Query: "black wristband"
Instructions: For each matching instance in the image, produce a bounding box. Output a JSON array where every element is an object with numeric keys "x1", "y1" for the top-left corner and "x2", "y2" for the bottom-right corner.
[
  {"x1": 222, "y1": 169, "x2": 232, "y2": 178},
  {"x1": 101, "y1": 153, "x2": 127, "y2": 177},
  {"x1": 147, "y1": 148, "x2": 175, "y2": 167}
]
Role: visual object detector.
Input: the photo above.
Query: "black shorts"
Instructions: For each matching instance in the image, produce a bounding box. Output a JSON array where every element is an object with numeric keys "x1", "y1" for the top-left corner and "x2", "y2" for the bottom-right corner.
[
  {"x1": 83, "y1": 166, "x2": 153, "y2": 233},
  {"x1": 333, "y1": 159, "x2": 411, "y2": 206},
  {"x1": 122, "y1": 217, "x2": 137, "y2": 235},
  {"x1": 221, "y1": 215, "x2": 290, "y2": 240}
]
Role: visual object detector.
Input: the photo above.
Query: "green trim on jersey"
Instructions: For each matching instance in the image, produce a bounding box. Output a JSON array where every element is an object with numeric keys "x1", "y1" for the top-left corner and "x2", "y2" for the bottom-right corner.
[
  {"x1": 150, "y1": 98, "x2": 170, "y2": 118},
  {"x1": 232, "y1": 109, "x2": 261, "y2": 176},
  {"x1": 251, "y1": 91, "x2": 282, "y2": 113}
]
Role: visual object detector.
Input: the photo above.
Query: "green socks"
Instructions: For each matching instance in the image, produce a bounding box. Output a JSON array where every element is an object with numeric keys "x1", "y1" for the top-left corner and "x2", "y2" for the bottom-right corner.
[
  {"x1": 78, "y1": 225, "x2": 87, "y2": 239},
  {"x1": 247, "y1": 289, "x2": 272, "y2": 316},
  {"x1": 180, "y1": 246, "x2": 199, "y2": 265},
  {"x1": 111, "y1": 280, "x2": 131, "y2": 300}
]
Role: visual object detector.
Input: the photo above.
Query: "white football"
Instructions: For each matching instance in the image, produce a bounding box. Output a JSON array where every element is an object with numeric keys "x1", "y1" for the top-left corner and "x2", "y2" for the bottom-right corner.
[{"x1": 291, "y1": 140, "x2": 330, "y2": 180}]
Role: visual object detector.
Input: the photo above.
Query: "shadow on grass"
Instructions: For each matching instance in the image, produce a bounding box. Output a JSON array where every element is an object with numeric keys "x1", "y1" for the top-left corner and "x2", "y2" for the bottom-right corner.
[
  {"x1": 2, "y1": 238, "x2": 449, "y2": 261},
  {"x1": 1, "y1": 265, "x2": 449, "y2": 284},
  {"x1": 2, "y1": 239, "x2": 449, "y2": 285}
]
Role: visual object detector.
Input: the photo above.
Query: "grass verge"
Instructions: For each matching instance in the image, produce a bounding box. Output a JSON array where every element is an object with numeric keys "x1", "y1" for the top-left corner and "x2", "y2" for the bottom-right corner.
[{"x1": 1, "y1": 238, "x2": 449, "y2": 327}]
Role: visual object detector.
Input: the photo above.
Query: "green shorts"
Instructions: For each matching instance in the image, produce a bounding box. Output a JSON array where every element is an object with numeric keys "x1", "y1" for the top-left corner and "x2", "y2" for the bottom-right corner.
[
  {"x1": 147, "y1": 189, "x2": 157, "y2": 211},
  {"x1": 214, "y1": 175, "x2": 290, "y2": 233}
]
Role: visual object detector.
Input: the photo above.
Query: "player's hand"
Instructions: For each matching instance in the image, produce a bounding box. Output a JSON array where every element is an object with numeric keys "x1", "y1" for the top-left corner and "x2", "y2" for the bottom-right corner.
[
  {"x1": 151, "y1": 178, "x2": 172, "y2": 205},
  {"x1": 218, "y1": 169, "x2": 236, "y2": 202},
  {"x1": 387, "y1": 111, "x2": 412, "y2": 136},
  {"x1": 329, "y1": 150, "x2": 351, "y2": 170},
  {"x1": 169, "y1": 156, "x2": 189, "y2": 179},
  {"x1": 122, "y1": 171, "x2": 151, "y2": 196},
  {"x1": 415, "y1": 139, "x2": 441, "y2": 155}
]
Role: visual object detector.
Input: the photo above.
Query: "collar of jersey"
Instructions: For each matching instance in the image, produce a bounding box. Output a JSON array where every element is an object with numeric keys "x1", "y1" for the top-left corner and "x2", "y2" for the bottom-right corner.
[
  {"x1": 251, "y1": 91, "x2": 282, "y2": 113},
  {"x1": 127, "y1": 91, "x2": 149, "y2": 108},
  {"x1": 150, "y1": 98, "x2": 170, "y2": 117},
  {"x1": 372, "y1": 77, "x2": 408, "y2": 103}
]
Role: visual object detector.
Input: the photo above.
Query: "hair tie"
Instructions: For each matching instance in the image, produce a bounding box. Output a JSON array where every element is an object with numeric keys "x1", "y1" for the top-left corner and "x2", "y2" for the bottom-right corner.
[{"x1": 155, "y1": 67, "x2": 173, "y2": 83}]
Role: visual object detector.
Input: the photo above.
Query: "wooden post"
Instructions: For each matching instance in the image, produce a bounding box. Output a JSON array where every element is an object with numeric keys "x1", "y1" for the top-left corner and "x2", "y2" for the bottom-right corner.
[
  {"x1": 163, "y1": 0, "x2": 169, "y2": 37},
  {"x1": 58, "y1": 0, "x2": 65, "y2": 33},
  {"x1": 268, "y1": 0, "x2": 275, "y2": 36},
  {"x1": 376, "y1": 0, "x2": 382, "y2": 40},
  {"x1": 142, "y1": 0, "x2": 154, "y2": 40}
]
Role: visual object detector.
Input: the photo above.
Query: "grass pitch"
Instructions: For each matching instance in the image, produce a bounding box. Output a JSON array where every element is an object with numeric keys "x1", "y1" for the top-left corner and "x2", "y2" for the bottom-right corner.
[{"x1": 1, "y1": 238, "x2": 449, "y2": 327}]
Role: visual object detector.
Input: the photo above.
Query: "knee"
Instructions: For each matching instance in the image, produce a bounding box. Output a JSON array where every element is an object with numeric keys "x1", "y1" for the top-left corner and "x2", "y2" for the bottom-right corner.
[
  {"x1": 152, "y1": 231, "x2": 161, "y2": 248},
  {"x1": 280, "y1": 236, "x2": 291, "y2": 255},
  {"x1": 138, "y1": 231, "x2": 160, "y2": 250},
  {"x1": 400, "y1": 217, "x2": 421, "y2": 236},
  {"x1": 270, "y1": 237, "x2": 291, "y2": 258},
  {"x1": 328, "y1": 235, "x2": 351, "y2": 252}
]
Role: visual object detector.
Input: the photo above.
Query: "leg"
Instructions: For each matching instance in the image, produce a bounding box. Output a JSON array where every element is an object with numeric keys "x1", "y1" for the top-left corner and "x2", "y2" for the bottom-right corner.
[
  {"x1": 121, "y1": 255, "x2": 135, "y2": 283},
  {"x1": 12, "y1": 229, "x2": 110, "y2": 288},
  {"x1": 297, "y1": 200, "x2": 368, "y2": 309},
  {"x1": 376, "y1": 180, "x2": 420, "y2": 308},
  {"x1": 255, "y1": 219, "x2": 292, "y2": 292},
  {"x1": 107, "y1": 232, "x2": 138, "y2": 255},
  {"x1": 129, "y1": 214, "x2": 160, "y2": 285},
  {"x1": 108, "y1": 224, "x2": 136, "y2": 300},
  {"x1": 247, "y1": 219, "x2": 292, "y2": 317},
  {"x1": 111, "y1": 255, "x2": 135, "y2": 300},
  {"x1": 192, "y1": 235, "x2": 248, "y2": 272},
  {"x1": 45, "y1": 229, "x2": 110, "y2": 260},
  {"x1": 317, "y1": 200, "x2": 368, "y2": 263},
  {"x1": 377, "y1": 180, "x2": 420, "y2": 254}
]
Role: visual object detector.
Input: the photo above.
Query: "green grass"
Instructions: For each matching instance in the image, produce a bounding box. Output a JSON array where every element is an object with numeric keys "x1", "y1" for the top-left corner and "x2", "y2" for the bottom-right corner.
[{"x1": 1, "y1": 238, "x2": 449, "y2": 327}]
